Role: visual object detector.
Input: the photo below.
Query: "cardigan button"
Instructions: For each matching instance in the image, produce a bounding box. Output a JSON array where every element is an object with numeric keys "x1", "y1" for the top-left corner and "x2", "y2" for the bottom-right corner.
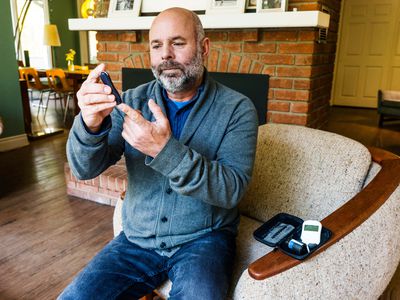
[
  {"x1": 161, "y1": 216, "x2": 168, "y2": 223},
  {"x1": 160, "y1": 242, "x2": 166, "y2": 249},
  {"x1": 166, "y1": 187, "x2": 172, "y2": 194}
]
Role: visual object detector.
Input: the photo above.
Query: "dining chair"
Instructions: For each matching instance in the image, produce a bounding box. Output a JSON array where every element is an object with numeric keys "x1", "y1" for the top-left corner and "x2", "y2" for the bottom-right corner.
[
  {"x1": 18, "y1": 67, "x2": 52, "y2": 117},
  {"x1": 45, "y1": 69, "x2": 74, "y2": 123}
]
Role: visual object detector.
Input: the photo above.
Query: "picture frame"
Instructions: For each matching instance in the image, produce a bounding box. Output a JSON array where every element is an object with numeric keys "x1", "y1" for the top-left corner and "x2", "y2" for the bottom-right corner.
[
  {"x1": 256, "y1": 0, "x2": 287, "y2": 12},
  {"x1": 206, "y1": 0, "x2": 246, "y2": 15},
  {"x1": 141, "y1": 0, "x2": 207, "y2": 14},
  {"x1": 108, "y1": 0, "x2": 142, "y2": 18},
  {"x1": 246, "y1": 0, "x2": 257, "y2": 10}
]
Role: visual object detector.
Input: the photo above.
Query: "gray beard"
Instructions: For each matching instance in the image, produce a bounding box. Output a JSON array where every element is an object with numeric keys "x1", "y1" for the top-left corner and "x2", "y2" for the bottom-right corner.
[{"x1": 151, "y1": 52, "x2": 204, "y2": 93}]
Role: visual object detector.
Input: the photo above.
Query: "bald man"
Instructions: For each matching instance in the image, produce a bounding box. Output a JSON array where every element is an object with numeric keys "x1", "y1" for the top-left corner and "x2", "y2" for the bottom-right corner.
[{"x1": 60, "y1": 7, "x2": 258, "y2": 299}]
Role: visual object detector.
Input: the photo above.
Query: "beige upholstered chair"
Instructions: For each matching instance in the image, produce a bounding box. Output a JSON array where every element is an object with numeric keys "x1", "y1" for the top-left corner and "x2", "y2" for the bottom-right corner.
[{"x1": 113, "y1": 124, "x2": 400, "y2": 299}]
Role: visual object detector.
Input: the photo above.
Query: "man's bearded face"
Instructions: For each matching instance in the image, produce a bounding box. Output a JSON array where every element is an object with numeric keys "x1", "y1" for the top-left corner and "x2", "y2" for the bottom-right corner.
[{"x1": 151, "y1": 46, "x2": 204, "y2": 93}]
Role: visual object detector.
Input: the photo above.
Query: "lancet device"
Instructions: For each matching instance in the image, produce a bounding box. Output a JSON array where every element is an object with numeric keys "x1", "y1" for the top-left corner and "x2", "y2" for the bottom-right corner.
[{"x1": 100, "y1": 71, "x2": 122, "y2": 104}]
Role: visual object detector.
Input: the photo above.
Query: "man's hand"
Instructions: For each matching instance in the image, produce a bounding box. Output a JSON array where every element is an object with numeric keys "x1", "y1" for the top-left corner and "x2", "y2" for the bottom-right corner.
[
  {"x1": 118, "y1": 99, "x2": 172, "y2": 158},
  {"x1": 77, "y1": 63, "x2": 116, "y2": 133}
]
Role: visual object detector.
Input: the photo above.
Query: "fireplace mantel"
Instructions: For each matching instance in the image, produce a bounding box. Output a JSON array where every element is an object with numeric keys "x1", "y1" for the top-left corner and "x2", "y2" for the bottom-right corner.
[{"x1": 68, "y1": 11, "x2": 329, "y2": 31}]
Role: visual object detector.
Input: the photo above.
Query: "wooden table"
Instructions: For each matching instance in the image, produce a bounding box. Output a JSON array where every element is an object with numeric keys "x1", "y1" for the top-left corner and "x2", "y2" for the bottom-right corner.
[{"x1": 37, "y1": 69, "x2": 91, "y2": 115}]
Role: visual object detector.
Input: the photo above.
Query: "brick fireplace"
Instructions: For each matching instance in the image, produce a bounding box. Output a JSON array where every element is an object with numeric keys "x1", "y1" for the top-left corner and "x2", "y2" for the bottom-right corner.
[
  {"x1": 95, "y1": 0, "x2": 340, "y2": 128},
  {"x1": 66, "y1": 0, "x2": 342, "y2": 205}
]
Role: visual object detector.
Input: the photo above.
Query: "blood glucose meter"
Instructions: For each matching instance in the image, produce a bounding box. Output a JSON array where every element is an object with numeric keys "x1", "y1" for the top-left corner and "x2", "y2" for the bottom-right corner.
[{"x1": 300, "y1": 220, "x2": 322, "y2": 245}]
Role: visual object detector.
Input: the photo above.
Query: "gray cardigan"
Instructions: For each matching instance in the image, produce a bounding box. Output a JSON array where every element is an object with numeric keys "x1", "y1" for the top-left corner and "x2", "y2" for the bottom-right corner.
[{"x1": 67, "y1": 72, "x2": 258, "y2": 255}]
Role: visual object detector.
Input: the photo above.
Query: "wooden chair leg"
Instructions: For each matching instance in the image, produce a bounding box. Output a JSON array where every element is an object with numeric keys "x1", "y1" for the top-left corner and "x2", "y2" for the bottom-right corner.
[
  {"x1": 378, "y1": 114, "x2": 384, "y2": 127},
  {"x1": 63, "y1": 94, "x2": 70, "y2": 124}
]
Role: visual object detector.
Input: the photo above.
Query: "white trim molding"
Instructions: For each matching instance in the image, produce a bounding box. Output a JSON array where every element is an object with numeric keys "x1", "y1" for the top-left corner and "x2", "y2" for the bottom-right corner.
[
  {"x1": 0, "y1": 134, "x2": 29, "y2": 152},
  {"x1": 68, "y1": 11, "x2": 330, "y2": 31}
]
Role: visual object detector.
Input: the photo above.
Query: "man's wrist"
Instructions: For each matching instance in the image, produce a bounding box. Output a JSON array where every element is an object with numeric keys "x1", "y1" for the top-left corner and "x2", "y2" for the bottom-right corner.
[
  {"x1": 80, "y1": 114, "x2": 111, "y2": 136},
  {"x1": 151, "y1": 134, "x2": 171, "y2": 158},
  {"x1": 87, "y1": 124, "x2": 101, "y2": 134}
]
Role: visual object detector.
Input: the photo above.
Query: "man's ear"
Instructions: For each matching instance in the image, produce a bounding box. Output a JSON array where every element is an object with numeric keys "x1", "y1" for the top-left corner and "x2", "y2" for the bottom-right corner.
[{"x1": 202, "y1": 37, "x2": 210, "y2": 58}]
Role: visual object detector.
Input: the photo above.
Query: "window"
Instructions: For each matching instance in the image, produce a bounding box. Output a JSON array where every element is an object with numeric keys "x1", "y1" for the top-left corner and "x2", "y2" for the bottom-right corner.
[{"x1": 11, "y1": 0, "x2": 52, "y2": 68}]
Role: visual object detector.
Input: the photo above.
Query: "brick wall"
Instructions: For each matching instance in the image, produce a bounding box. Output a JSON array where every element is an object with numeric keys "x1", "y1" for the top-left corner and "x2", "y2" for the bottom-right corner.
[
  {"x1": 66, "y1": 0, "x2": 342, "y2": 205},
  {"x1": 65, "y1": 159, "x2": 127, "y2": 206},
  {"x1": 96, "y1": 0, "x2": 342, "y2": 128}
]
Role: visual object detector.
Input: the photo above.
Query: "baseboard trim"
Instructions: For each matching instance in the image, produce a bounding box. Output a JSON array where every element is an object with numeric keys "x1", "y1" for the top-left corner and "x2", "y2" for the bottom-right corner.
[{"x1": 0, "y1": 134, "x2": 29, "y2": 152}]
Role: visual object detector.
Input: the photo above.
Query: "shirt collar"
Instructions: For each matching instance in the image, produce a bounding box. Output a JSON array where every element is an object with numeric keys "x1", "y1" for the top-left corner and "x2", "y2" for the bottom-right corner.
[{"x1": 162, "y1": 84, "x2": 204, "y2": 110}]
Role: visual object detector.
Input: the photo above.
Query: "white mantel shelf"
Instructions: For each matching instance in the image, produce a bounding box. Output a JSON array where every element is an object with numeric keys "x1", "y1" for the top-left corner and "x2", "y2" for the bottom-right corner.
[{"x1": 68, "y1": 11, "x2": 330, "y2": 31}]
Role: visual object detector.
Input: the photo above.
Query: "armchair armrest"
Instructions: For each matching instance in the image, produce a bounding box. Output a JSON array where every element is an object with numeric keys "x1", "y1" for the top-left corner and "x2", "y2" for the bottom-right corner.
[{"x1": 248, "y1": 147, "x2": 400, "y2": 280}]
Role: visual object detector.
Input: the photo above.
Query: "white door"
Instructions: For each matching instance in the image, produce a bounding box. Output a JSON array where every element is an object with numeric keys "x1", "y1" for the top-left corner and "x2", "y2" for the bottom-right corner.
[{"x1": 332, "y1": 0, "x2": 400, "y2": 108}]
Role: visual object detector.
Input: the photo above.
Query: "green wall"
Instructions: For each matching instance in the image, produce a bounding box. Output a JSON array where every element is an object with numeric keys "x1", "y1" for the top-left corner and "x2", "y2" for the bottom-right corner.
[
  {"x1": 48, "y1": 0, "x2": 81, "y2": 68},
  {"x1": 0, "y1": 0, "x2": 25, "y2": 138}
]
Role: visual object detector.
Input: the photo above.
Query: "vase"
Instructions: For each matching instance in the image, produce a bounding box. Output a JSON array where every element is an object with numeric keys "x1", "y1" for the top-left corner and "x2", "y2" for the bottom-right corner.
[
  {"x1": 81, "y1": 0, "x2": 95, "y2": 18},
  {"x1": 67, "y1": 60, "x2": 75, "y2": 71}
]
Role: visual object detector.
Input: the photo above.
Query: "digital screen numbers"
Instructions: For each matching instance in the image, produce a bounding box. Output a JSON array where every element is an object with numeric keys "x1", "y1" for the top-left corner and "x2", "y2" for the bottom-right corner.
[{"x1": 304, "y1": 224, "x2": 319, "y2": 232}]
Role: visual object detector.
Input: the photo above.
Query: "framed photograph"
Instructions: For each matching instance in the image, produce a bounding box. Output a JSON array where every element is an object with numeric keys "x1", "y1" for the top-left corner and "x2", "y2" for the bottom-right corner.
[
  {"x1": 108, "y1": 0, "x2": 142, "y2": 17},
  {"x1": 206, "y1": 0, "x2": 246, "y2": 15},
  {"x1": 246, "y1": 0, "x2": 257, "y2": 10},
  {"x1": 141, "y1": 0, "x2": 207, "y2": 14},
  {"x1": 256, "y1": 0, "x2": 287, "y2": 12}
]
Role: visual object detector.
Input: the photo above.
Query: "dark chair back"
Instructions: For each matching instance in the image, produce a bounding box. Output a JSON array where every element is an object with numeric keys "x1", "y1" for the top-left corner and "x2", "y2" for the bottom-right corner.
[{"x1": 122, "y1": 68, "x2": 269, "y2": 125}]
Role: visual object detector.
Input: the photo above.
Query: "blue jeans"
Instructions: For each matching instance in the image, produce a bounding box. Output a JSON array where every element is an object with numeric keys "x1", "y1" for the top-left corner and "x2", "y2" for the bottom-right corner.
[{"x1": 58, "y1": 230, "x2": 236, "y2": 300}]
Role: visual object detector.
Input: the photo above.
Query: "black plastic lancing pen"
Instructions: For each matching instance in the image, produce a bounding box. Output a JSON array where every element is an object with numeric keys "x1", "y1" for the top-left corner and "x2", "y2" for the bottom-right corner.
[{"x1": 100, "y1": 71, "x2": 122, "y2": 105}]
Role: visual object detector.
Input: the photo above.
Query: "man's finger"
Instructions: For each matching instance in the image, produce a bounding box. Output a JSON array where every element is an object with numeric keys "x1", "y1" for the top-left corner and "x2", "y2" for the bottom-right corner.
[
  {"x1": 80, "y1": 82, "x2": 111, "y2": 95},
  {"x1": 81, "y1": 94, "x2": 115, "y2": 106},
  {"x1": 86, "y1": 63, "x2": 106, "y2": 83},
  {"x1": 117, "y1": 104, "x2": 146, "y2": 125},
  {"x1": 148, "y1": 99, "x2": 167, "y2": 122}
]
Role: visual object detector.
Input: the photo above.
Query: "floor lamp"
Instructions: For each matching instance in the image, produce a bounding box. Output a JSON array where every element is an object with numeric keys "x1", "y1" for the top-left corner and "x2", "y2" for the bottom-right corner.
[{"x1": 43, "y1": 24, "x2": 61, "y2": 68}]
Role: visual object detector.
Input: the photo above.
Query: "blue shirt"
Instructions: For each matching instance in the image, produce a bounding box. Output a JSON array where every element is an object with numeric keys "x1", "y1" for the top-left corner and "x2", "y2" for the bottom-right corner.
[{"x1": 162, "y1": 86, "x2": 204, "y2": 139}]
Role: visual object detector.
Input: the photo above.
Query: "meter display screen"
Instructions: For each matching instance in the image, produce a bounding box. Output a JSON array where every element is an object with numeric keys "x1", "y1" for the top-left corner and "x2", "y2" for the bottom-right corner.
[{"x1": 304, "y1": 224, "x2": 319, "y2": 232}]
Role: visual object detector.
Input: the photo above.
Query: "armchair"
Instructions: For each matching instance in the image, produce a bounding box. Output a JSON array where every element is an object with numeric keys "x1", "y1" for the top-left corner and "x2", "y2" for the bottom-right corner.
[
  {"x1": 113, "y1": 124, "x2": 400, "y2": 299},
  {"x1": 377, "y1": 89, "x2": 400, "y2": 127}
]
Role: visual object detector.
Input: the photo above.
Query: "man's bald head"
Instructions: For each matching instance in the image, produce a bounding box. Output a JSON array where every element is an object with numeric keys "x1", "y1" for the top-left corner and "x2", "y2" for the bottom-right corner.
[
  {"x1": 149, "y1": 7, "x2": 209, "y2": 94},
  {"x1": 150, "y1": 7, "x2": 205, "y2": 45}
]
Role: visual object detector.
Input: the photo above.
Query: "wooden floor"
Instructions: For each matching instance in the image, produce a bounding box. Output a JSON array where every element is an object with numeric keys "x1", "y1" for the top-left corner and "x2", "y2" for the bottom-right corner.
[
  {"x1": 0, "y1": 100, "x2": 114, "y2": 299},
  {"x1": 322, "y1": 106, "x2": 400, "y2": 156},
  {"x1": 0, "y1": 103, "x2": 399, "y2": 299}
]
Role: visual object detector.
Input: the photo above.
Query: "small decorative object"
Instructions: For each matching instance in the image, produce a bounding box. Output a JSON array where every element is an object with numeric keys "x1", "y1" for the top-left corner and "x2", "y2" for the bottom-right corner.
[
  {"x1": 108, "y1": 0, "x2": 142, "y2": 18},
  {"x1": 81, "y1": 0, "x2": 96, "y2": 18},
  {"x1": 94, "y1": 0, "x2": 109, "y2": 17},
  {"x1": 246, "y1": 0, "x2": 257, "y2": 10},
  {"x1": 65, "y1": 49, "x2": 76, "y2": 71},
  {"x1": 256, "y1": 0, "x2": 287, "y2": 12},
  {"x1": 206, "y1": 0, "x2": 246, "y2": 15},
  {"x1": 0, "y1": 116, "x2": 4, "y2": 136},
  {"x1": 141, "y1": 0, "x2": 204, "y2": 14}
]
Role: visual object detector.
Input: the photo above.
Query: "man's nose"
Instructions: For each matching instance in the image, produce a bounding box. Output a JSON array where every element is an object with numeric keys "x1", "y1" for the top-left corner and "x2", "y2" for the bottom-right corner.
[{"x1": 161, "y1": 45, "x2": 174, "y2": 60}]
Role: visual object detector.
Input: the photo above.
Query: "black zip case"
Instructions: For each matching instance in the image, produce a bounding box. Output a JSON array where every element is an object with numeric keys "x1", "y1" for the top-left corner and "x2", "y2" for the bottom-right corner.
[{"x1": 253, "y1": 213, "x2": 332, "y2": 260}]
